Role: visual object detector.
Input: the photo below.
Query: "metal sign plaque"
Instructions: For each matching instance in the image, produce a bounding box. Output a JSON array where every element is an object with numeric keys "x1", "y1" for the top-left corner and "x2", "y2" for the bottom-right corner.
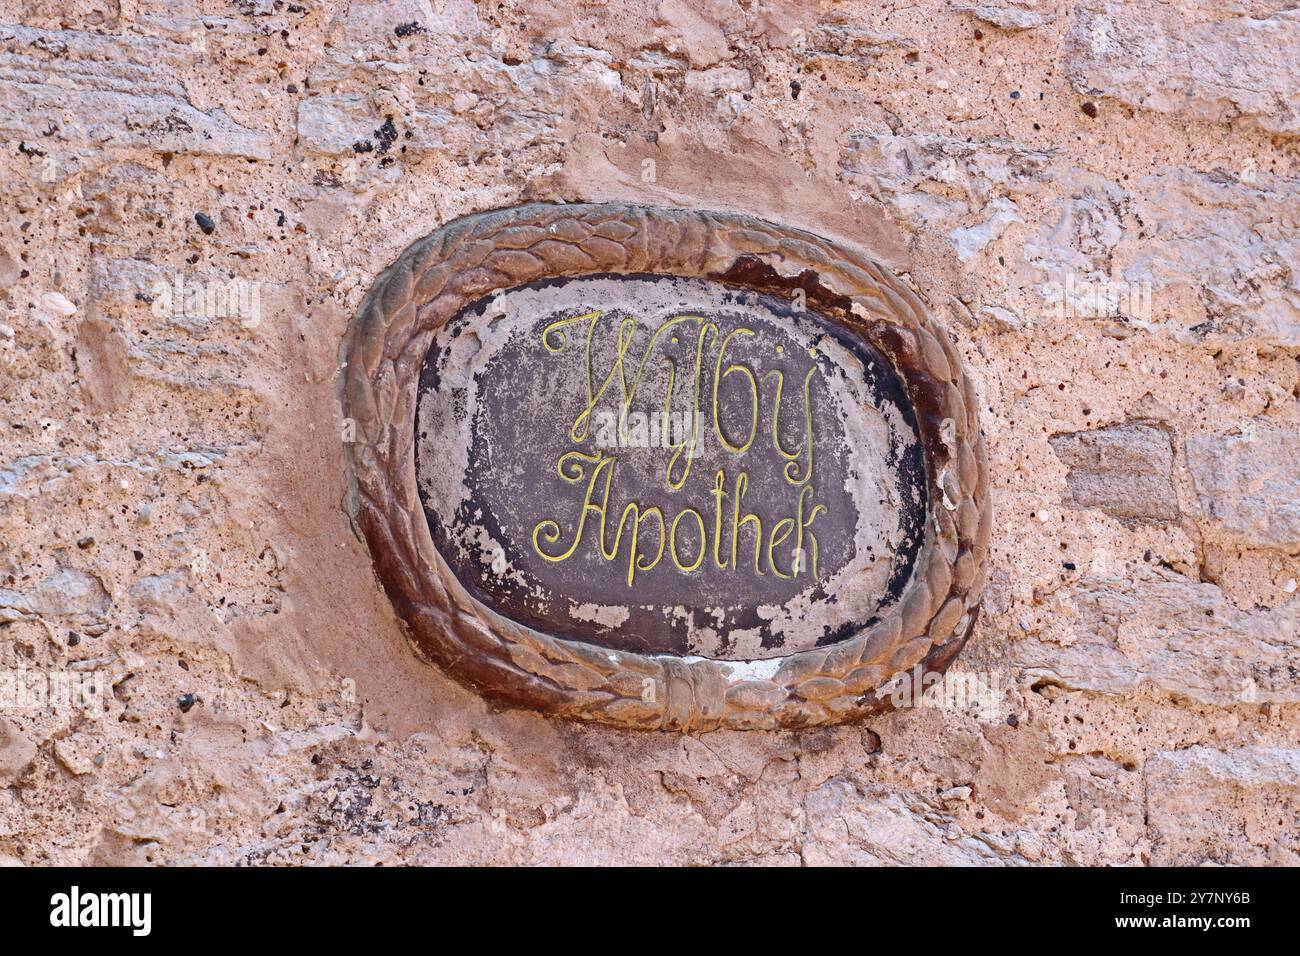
[
  {"x1": 343, "y1": 204, "x2": 990, "y2": 730},
  {"x1": 415, "y1": 275, "x2": 925, "y2": 659}
]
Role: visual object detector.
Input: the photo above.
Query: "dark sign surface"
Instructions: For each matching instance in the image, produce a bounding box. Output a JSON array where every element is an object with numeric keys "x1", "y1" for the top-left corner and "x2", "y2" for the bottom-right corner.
[
  {"x1": 346, "y1": 203, "x2": 991, "y2": 729},
  {"x1": 416, "y1": 274, "x2": 926, "y2": 659}
]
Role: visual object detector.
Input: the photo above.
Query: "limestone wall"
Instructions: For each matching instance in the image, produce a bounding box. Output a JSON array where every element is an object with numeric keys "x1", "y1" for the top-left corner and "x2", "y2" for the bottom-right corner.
[{"x1": 0, "y1": 0, "x2": 1296, "y2": 865}]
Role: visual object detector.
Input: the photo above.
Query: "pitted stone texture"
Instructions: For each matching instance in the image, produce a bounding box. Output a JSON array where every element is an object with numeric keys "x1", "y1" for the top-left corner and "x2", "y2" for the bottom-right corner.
[{"x1": 0, "y1": 0, "x2": 1295, "y2": 869}]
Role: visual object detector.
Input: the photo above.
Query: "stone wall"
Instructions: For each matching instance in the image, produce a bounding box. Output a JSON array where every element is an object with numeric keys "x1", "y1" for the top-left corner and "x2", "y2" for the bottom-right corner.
[{"x1": 0, "y1": 0, "x2": 1296, "y2": 865}]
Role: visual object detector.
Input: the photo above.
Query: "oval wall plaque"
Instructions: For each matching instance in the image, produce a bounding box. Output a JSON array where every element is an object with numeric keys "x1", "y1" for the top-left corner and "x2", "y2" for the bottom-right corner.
[
  {"x1": 343, "y1": 203, "x2": 990, "y2": 730},
  {"x1": 417, "y1": 274, "x2": 927, "y2": 661}
]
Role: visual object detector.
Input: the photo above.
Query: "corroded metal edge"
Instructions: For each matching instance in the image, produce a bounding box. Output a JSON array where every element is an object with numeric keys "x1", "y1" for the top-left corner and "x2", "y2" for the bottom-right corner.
[{"x1": 340, "y1": 202, "x2": 991, "y2": 731}]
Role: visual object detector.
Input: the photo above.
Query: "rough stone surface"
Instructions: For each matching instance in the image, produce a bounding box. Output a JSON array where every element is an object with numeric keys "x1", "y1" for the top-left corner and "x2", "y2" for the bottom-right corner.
[
  {"x1": 1016, "y1": 569, "x2": 1300, "y2": 706},
  {"x1": 0, "y1": 0, "x2": 1296, "y2": 866},
  {"x1": 0, "y1": 719, "x2": 37, "y2": 787},
  {"x1": 1064, "y1": 2, "x2": 1300, "y2": 138},
  {"x1": 1050, "y1": 422, "x2": 1178, "y2": 523},
  {"x1": 0, "y1": 26, "x2": 273, "y2": 160},
  {"x1": 1187, "y1": 426, "x2": 1300, "y2": 551},
  {"x1": 1146, "y1": 747, "x2": 1300, "y2": 865}
]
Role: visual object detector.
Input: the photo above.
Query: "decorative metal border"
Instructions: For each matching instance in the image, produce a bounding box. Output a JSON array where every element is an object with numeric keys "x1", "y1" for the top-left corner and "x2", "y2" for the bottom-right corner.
[{"x1": 341, "y1": 203, "x2": 990, "y2": 730}]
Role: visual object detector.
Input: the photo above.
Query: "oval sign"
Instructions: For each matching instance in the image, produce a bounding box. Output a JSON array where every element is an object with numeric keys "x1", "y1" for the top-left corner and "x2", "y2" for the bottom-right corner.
[
  {"x1": 343, "y1": 204, "x2": 990, "y2": 730},
  {"x1": 415, "y1": 275, "x2": 925, "y2": 660}
]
